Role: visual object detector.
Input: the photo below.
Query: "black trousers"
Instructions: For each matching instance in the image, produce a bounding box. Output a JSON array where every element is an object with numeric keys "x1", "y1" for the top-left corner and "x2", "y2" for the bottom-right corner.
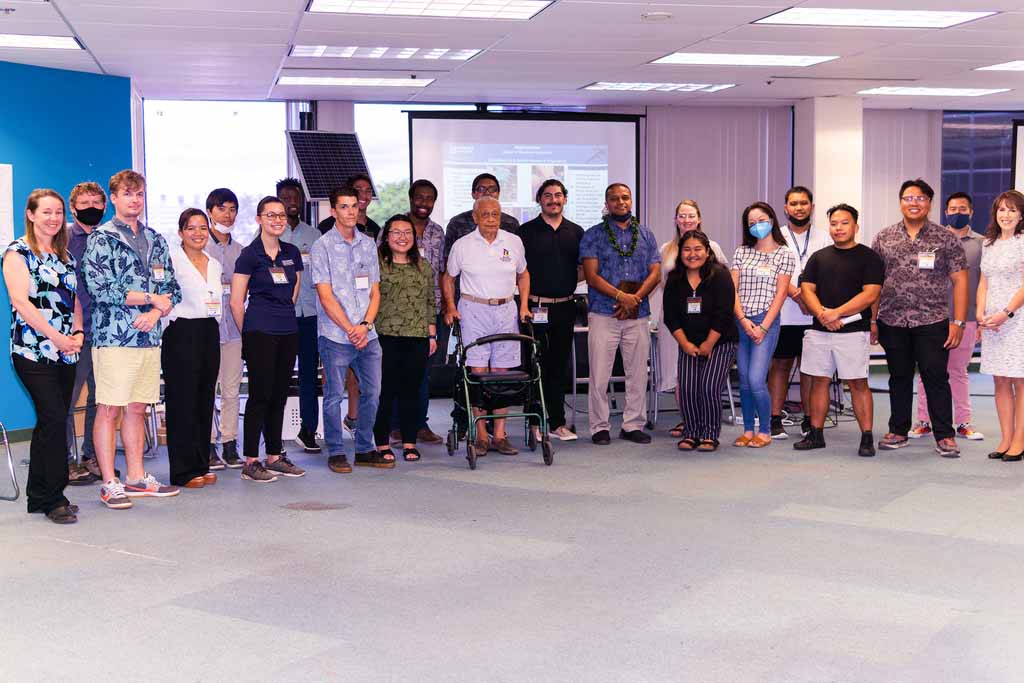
[
  {"x1": 162, "y1": 318, "x2": 220, "y2": 485},
  {"x1": 374, "y1": 335, "x2": 430, "y2": 446},
  {"x1": 528, "y1": 299, "x2": 576, "y2": 429},
  {"x1": 877, "y1": 320, "x2": 953, "y2": 440},
  {"x1": 242, "y1": 331, "x2": 298, "y2": 459},
  {"x1": 13, "y1": 354, "x2": 74, "y2": 514}
]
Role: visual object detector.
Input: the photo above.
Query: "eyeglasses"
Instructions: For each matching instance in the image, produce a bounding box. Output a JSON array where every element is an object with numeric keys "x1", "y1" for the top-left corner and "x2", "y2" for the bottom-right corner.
[
  {"x1": 900, "y1": 195, "x2": 929, "y2": 204},
  {"x1": 389, "y1": 230, "x2": 414, "y2": 238},
  {"x1": 261, "y1": 212, "x2": 288, "y2": 221},
  {"x1": 677, "y1": 214, "x2": 699, "y2": 220},
  {"x1": 541, "y1": 192, "x2": 565, "y2": 200},
  {"x1": 474, "y1": 186, "x2": 499, "y2": 196}
]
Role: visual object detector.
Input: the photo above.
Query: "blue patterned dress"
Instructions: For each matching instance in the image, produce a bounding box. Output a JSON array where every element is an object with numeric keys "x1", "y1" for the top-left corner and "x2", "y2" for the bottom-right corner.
[{"x1": 6, "y1": 237, "x2": 78, "y2": 365}]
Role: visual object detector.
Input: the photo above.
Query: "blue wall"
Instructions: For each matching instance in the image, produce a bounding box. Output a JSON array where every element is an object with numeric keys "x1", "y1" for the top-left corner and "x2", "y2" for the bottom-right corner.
[{"x1": 0, "y1": 61, "x2": 132, "y2": 431}]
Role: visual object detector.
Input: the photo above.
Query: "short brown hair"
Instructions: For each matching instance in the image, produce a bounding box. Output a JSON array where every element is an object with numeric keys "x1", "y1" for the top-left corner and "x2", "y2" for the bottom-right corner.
[
  {"x1": 24, "y1": 189, "x2": 70, "y2": 263},
  {"x1": 69, "y1": 181, "x2": 107, "y2": 207},
  {"x1": 109, "y1": 169, "x2": 146, "y2": 196}
]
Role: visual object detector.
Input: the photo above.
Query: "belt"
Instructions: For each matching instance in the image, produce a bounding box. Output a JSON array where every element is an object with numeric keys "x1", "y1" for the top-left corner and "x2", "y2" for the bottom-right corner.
[
  {"x1": 528, "y1": 295, "x2": 574, "y2": 304},
  {"x1": 461, "y1": 293, "x2": 514, "y2": 306}
]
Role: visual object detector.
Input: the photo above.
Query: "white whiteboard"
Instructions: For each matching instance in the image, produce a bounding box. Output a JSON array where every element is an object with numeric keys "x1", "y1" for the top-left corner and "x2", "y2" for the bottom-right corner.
[{"x1": 0, "y1": 164, "x2": 12, "y2": 245}]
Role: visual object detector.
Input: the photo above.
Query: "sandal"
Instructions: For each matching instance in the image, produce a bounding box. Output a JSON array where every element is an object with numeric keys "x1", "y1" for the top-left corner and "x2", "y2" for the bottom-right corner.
[
  {"x1": 355, "y1": 450, "x2": 396, "y2": 468},
  {"x1": 46, "y1": 505, "x2": 78, "y2": 525},
  {"x1": 669, "y1": 422, "x2": 685, "y2": 438},
  {"x1": 403, "y1": 447, "x2": 421, "y2": 462},
  {"x1": 676, "y1": 438, "x2": 698, "y2": 451},
  {"x1": 748, "y1": 434, "x2": 773, "y2": 448},
  {"x1": 697, "y1": 439, "x2": 719, "y2": 452},
  {"x1": 733, "y1": 434, "x2": 753, "y2": 447}
]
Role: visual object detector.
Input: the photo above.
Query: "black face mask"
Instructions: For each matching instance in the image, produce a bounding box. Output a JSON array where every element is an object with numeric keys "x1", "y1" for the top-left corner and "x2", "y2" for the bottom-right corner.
[
  {"x1": 75, "y1": 207, "x2": 104, "y2": 227},
  {"x1": 788, "y1": 215, "x2": 810, "y2": 228}
]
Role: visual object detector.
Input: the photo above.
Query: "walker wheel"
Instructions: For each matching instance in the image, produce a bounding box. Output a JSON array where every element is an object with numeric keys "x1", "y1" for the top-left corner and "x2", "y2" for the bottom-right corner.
[
  {"x1": 466, "y1": 439, "x2": 477, "y2": 470},
  {"x1": 542, "y1": 440, "x2": 553, "y2": 466}
]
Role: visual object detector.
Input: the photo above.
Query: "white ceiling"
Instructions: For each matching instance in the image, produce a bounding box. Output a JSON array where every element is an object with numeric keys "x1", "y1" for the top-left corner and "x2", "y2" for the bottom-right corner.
[{"x1": 3, "y1": 0, "x2": 1024, "y2": 109}]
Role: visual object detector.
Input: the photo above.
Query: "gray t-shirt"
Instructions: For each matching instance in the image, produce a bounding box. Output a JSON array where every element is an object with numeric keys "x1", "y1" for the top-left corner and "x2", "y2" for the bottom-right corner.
[{"x1": 952, "y1": 228, "x2": 984, "y2": 322}]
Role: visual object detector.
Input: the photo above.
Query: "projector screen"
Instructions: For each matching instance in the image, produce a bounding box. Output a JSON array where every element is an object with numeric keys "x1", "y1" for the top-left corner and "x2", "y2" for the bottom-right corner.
[
  {"x1": 409, "y1": 112, "x2": 640, "y2": 229},
  {"x1": 1015, "y1": 119, "x2": 1024, "y2": 193}
]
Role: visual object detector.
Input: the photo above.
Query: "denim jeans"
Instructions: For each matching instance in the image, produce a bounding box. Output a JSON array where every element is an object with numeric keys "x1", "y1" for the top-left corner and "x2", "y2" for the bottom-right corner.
[
  {"x1": 736, "y1": 312, "x2": 781, "y2": 434},
  {"x1": 320, "y1": 335, "x2": 382, "y2": 454}
]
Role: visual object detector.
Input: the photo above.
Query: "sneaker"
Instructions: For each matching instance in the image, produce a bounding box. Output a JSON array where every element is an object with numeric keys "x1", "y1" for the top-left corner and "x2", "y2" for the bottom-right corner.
[
  {"x1": 68, "y1": 461, "x2": 99, "y2": 486},
  {"x1": 343, "y1": 415, "x2": 358, "y2": 435},
  {"x1": 878, "y1": 433, "x2": 909, "y2": 450},
  {"x1": 221, "y1": 440, "x2": 242, "y2": 469},
  {"x1": 800, "y1": 416, "x2": 812, "y2": 437},
  {"x1": 123, "y1": 473, "x2": 181, "y2": 498},
  {"x1": 550, "y1": 425, "x2": 578, "y2": 441},
  {"x1": 908, "y1": 421, "x2": 932, "y2": 439},
  {"x1": 417, "y1": 427, "x2": 443, "y2": 444},
  {"x1": 209, "y1": 444, "x2": 226, "y2": 471},
  {"x1": 956, "y1": 424, "x2": 984, "y2": 441},
  {"x1": 935, "y1": 437, "x2": 961, "y2": 458},
  {"x1": 770, "y1": 415, "x2": 788, "y2": 440},
  {"x1": 241, "y1": 460, "x2": 278, "y2": 482},
  {"x1": 100, "y1": 479, "x2": 132, "y2": 509},
  {"x1": 858, "y1": 432, "x2": 876, "y2": 458},
  {"x1": 266, "y1": 454, "x2": 306, "y2": 478},
  {"x1": 295, "y1": 428, "x2": 321, "y2": 453},
  {"x1": 793, "y1": 428, "x2": 825, "y2": 451}
]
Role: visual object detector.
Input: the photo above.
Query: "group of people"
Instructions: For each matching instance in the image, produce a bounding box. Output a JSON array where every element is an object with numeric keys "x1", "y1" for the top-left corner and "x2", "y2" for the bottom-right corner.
[{"x1": 6, "y1": 169, "x2": 1024, "y2": 526}]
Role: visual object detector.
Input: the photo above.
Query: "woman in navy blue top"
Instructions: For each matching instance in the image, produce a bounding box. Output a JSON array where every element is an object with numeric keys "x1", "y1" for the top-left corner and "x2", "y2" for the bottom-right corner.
[{"x1": 230, "y1": 196, "x2": 305, "y2": 482}]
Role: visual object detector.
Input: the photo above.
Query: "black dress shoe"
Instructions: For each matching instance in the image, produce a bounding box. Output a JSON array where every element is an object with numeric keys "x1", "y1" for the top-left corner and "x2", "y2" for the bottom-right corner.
[
  {"x1": 989, "y1": 451, "x2": 1007, "y2": 460},
  {"x1": 619, "y1": 429, "x2": 652, "y2": 444},
  {"x1": 1003, "y1": 452, "x2": 1023, "y2": 462},
  {"x1": 591, "y1": 430, "x2": 611, "y2": 445}
]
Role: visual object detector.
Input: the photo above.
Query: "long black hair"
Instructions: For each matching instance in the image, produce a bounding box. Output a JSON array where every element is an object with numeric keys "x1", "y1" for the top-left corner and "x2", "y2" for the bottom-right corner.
[
  {"x1": 378, "y1": 213, "x2": 422, "y2": 270},
  {"x1": 740, "y1": 201, "x2": 787, "y2": 247},
  {"x1": 667, "y1": 229, "x2": 720, "y2": 284}
]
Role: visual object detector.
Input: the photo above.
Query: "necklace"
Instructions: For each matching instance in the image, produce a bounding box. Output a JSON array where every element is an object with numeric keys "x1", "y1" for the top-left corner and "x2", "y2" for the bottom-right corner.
[{"x1": 604, "y1": 217, "x2": 640, "y2": 258}]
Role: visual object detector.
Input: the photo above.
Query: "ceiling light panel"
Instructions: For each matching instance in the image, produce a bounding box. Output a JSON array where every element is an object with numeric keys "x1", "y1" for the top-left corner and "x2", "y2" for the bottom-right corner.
[
  {"x1": 584, "y1": 82, "x2": 735, "y2": 93},
  {"x1": 0, "y1": 34, "x2": 80, "y2": 50},
  {"x1": 308, "y1": 0, "x2": 552, "y2": 20},
  {"x1": 278, "y1": 76, "x2": 434, "y2": 87},
  {"x1": 290, "y1": 45, "x2": 480, "y2": 60},
  {"x1": 755, "y1": 8, "x2": 996, "y2": 29},
  {"x1": 976, "y1": 61, "x2": 1024, "y2": 72},
  {"x1": 652, "y1": 52, "x2": 837, "y2": 67},
  {"x1": 857, "y1": 86, "x2": 1010, "y2": 97}
]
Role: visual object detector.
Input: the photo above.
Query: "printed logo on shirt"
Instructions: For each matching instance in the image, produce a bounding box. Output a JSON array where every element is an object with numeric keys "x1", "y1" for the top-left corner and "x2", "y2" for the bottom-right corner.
[{"x1": 282, "y1": 259, "x2": 294, "y2": 266}]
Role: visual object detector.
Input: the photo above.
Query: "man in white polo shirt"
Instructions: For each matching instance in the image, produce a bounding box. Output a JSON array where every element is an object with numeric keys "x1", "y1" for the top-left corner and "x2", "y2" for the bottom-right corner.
[
  {"x1": 442, "y1": 196, "x2": 531, "y2": 457},
  {"x1": 768, "y1": 186, "x2": 830, "y2": 439}
]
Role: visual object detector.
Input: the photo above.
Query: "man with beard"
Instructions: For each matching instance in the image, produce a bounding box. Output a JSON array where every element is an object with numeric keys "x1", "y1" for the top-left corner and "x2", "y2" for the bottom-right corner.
[{"x1": 518, "y1": 179, "x2": 582, "y2": 442}]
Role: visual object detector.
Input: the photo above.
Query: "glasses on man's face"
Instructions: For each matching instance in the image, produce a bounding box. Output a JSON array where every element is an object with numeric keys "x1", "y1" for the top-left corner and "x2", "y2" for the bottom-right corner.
[
  {"x1": 475, "y1": 185, "x2": 499, "y2": 196},
  {"x1": 261, "y1": 212, "x2": 288, "y2": 221},
  {"x1": 389, "y1": 230, "x2": 414, "y2": 239},
  {"x1": 541, "y1": 192, "x2": 565, "y2": 201},
  {"x1": 901, "y1": 195, "x2": 929, "y2": 204}
]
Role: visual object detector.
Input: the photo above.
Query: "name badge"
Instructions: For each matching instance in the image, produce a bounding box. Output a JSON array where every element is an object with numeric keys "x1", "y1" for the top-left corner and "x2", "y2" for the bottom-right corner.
[
  {"x1": 207, "y1": 298, "x2": 222, "y2": 318},
  {"x1": 355, "y1": 274, "x2": 370, "y2": 290},
  {"x1": 300, "y1": 252, "x2": 311, "y2": 266},
  {"x1": 222, "y1": 283, "x2": 231, "y2": 297},
  {"x1": 270, "y1": 267, "x2": 288, "y2": 284},
  {"x1": 687, "y1": 297, "x2": 702, "y2": 314},
  {"x1": 282, "y1": 259, "x2": 294, "y2": 267},
  {"x1": 152, "y1": 264, "x2": 165, "y2": 281},
  {"x1": 532, "y1": 307, "x2": 549, "y2": 324},
  {"x1": 755, "y1": 264, "x2": 773, "y2": 278},
  {"x1": 419, "y1": 247, "x2": 426, "y2": 258},
  {"x1": 918, "y1": 252, "x2": 935, "y2": 270},
  {"x1": 500, "y1": 248, "x2": 512, "y2": 263}
]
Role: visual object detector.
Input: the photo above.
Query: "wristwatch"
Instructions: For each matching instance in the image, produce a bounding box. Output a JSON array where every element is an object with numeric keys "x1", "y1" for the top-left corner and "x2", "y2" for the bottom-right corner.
[
  {"x1": 953, "y1": 319, "x2": 966, "y2": 328},
  {"x1": 144, "y1": 293, "x2": 152, "y2": 305},
  {"x1": 359, "y1": 320, "x2": 374, "y2": 331},
  {"x1": 1004, "y1": 308, "x2": 1015, "y2": 319}
]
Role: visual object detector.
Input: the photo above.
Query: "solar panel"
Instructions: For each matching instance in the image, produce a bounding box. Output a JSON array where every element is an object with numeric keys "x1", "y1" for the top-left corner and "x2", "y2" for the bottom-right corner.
[{"x1": 286, "y1": 130, "x2": 374, "y2": 201}]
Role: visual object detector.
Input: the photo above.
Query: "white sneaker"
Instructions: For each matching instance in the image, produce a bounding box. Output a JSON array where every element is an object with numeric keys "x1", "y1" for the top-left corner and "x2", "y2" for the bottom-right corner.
[
  {"x1": 549, "y1": 425, "x2": 578, "y2": 441},
  {"x1": 956, "y1": 424, "x2": 984, "y2": 440}
]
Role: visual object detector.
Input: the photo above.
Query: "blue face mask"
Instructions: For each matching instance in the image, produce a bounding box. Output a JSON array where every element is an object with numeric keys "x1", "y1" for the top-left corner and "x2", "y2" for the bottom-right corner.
[
  {"x1": 946, "y1": 213, "x2": 970, "y2": 230},
  {"x1": 748, "y1": 220, "x2": 773, "y2": 239}
]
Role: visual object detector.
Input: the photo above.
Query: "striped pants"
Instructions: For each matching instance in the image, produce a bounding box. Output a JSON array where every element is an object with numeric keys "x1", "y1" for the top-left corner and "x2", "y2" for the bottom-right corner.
[{"x1": 676, "y1": 341, "x2": 737, "y2": 442}]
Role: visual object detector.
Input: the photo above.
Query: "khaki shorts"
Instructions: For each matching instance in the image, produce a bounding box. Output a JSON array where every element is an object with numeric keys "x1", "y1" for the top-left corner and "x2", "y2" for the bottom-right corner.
[
  {"x1": 800, "y1": 330, "x2": 870, "y2": 380},
  {"x1": 93, "y1": 346, "x2": 161, "y2": 406}
]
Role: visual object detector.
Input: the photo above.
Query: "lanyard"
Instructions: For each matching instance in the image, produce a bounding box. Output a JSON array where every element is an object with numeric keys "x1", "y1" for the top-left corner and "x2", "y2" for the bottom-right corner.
[{"x1": 786, "y1": 226, "x2": 810, "y2": 261}]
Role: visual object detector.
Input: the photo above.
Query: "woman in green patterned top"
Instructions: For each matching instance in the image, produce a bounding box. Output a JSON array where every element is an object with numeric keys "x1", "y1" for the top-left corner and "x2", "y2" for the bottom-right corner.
[{"x1": 372, "y1": 215, "x2": 438, "y2": 462}]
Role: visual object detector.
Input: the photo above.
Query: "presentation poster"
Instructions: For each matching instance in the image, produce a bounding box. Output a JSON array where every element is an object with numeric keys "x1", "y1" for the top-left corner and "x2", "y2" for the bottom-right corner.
[{"x1": 443, "y1": 143, "x2": 608, "y2": 227}]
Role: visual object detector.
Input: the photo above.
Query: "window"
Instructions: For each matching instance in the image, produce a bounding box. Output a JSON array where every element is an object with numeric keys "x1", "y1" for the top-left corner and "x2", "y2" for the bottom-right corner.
[
  {"x1": 942, "y1": 111, "x2": 1023, "y2": 223},
  {"x1": 143, "y1": 100, "x2": 287, "y2": 244}
]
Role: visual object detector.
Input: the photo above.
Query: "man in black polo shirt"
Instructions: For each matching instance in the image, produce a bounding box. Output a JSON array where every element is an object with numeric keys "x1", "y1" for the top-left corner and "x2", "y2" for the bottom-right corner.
[
  {"x1": 317, "y1": 173, "x2": 381, "y2": 240},
  {"x1": 795, "y1": 203, "x2": 884, "y2": 457},
  {"x1": 519, "y1": 179, "x2": 583, "y2": 441}
]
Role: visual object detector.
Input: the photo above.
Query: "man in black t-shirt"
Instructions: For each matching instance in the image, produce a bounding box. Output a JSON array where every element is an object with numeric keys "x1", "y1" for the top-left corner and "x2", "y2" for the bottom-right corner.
[
  {"x1": 317, "y1": 173, "x2": 381, "y2": 240},
  {"x1": 795, "y1": 203, "x2": 884, "y2": 456}
]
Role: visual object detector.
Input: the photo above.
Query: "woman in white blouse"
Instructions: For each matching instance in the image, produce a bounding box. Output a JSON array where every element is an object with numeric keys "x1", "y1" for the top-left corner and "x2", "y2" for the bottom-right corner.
[{"x1": 162, "y1": 208, "x2": 223, "y2": 489}]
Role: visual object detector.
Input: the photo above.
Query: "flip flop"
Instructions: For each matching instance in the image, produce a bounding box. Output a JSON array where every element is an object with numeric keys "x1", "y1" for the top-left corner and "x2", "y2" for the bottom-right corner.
[{"x1": 669, "y1": 422, "x2": 685, "y2": 438}]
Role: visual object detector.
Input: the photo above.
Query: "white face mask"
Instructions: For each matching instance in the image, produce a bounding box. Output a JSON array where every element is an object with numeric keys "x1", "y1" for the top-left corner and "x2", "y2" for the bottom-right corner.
[{"x1": 211, "y1": 222, "x2": 233, "y2": 234}]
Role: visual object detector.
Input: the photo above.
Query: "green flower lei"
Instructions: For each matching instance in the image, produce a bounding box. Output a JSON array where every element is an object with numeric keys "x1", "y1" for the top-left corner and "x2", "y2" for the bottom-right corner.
[{"x1": 604, "y1": 216, "x2": 640, "y2": 258}]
